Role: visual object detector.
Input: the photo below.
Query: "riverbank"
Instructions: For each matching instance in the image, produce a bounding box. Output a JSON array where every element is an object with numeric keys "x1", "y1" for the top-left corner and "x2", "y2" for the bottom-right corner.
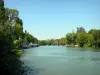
[{"x1": 22, "y1": 44, "x2": 39, "y2": 49}]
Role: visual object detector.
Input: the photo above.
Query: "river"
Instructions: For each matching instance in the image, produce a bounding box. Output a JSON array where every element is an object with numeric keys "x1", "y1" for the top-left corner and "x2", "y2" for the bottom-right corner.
[{"x1": 20, "y1": 46, "x2": 100, "y2": 75}]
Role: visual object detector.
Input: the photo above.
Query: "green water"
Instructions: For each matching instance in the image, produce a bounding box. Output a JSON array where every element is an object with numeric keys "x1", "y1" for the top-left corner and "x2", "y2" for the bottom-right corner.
[{"x1": 21, "y1": 46, "x2": 100, "y2": 75}]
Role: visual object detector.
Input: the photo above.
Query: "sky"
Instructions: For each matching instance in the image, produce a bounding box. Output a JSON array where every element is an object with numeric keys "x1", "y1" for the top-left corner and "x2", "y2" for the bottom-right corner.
[{"x1": 5, "y1": 0, "x2": 100, "y2": 40}]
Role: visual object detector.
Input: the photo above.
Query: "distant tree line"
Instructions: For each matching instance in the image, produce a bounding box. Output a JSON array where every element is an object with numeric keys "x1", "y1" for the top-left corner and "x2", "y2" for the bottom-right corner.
[{"x1": 39, "y1": 27, "x2": 100, "y2": 48}]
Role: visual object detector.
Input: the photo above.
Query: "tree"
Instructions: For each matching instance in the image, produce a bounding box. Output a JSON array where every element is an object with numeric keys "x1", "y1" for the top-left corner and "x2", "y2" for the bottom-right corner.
[
  {"x1": 0, "y1": 0, "x2": 5, "y2": 25},
  {"x1": 88, "y1": 29, "x2": 100, "y2": 47},
  {"x1": 0, "y1": 0, "x2": 12, "y2": 53},
  {"x1": 76, "y1": 32, "x2": 87, "y2": 47},
  {"x1": 85, "y1": 34, "x2": 93, "y2": 47},
  {"x1": 5, "y1": 8, "x2": 24, "y2": 49},
  {"x1": 23, "y1": 32, "x2": 38, "y2": 44},
  {"x1": 66, "y1": 33, "x2": 73, "y2": 45},
  {"x1": 76, "y1": 31, "x2": 93, "y2": 47},
  {"x1": 77, "y1": 27, "x2": 86, "y2": 33},
  {"x1": 16, "y1": 17, "x2": 23, "y2": 26},
  {"x1": 59, "y1": 37, "x2": 66, "y2": 45},
  {"x1": 38, "y1": 40, "x2": 47, "y2": 45},
  {"x1": 5, "y1": 8, "x2": 19, "y2": 22},
  {"x1": 0, "y1": 1, "x2": 26, "y2": 75},
  {"x1": 14, "y1": 23, "x2": 23, "y2": 39}
]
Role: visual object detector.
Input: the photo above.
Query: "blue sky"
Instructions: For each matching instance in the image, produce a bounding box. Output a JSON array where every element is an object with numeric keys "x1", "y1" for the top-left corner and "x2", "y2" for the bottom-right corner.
[{"x1": 5, "y1": 0, "x2": 100, "y2": 40}]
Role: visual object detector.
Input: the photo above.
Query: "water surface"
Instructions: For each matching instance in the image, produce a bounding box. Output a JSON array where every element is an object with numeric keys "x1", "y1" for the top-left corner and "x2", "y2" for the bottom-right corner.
[{"x1": 21, "y1": 46, "x2": 100, "y2": 75}]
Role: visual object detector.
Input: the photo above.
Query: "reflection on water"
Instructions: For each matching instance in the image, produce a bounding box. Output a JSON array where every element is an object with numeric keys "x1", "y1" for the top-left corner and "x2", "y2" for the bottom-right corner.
[
  {"x1": 21, "y1": 46, "x2": 100, "y2": 75},
  {"x1": 77, "y1": 57, "x2": 100, "y2": 61}
]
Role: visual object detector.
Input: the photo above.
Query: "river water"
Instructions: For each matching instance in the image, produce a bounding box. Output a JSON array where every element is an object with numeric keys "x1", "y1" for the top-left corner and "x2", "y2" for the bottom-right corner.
[{"x1": 21, "y1": 46, "x2": 100, "y2": 75}]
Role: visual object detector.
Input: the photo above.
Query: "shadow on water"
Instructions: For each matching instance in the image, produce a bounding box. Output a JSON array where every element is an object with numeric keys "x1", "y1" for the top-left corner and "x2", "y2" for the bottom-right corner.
[
  {"x1": 20, "y1": 49, "x2": 41, "y2": 75},
  {"x1": 0, "y1": 54, "x2": 40, "y2": 75},
  {"x1": 22, "y1": 65, "x2": 40, "y2": 75}
]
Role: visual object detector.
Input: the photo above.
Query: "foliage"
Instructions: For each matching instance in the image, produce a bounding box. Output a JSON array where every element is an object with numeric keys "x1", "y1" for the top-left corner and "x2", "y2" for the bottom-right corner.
[
  {"x1": 38, "y1": 39, "x2": 58, "y2": 46},
  {"x1": 38, "y1": 40, "x2": 47, "y2": 45},
  {"x1": 0, "y1": 0, "x2": 38, "y2": 75},
  {"x1": 77, "y1": 27, "x2": 86, "y2": 33},
  {"x1": 59, "y1": 37, "x2": 66, "y2": 45},
  {"x1": 38, "y1": 27, "x2": 100, "y2": 48},
  {"x1": 65, "y1": 32, "x2": 76, "y2": 45},
  {"x1": 76, "y1": 32, "x2": 88, "y2": 47},
  {"x1": 23, "y1": 32, "x2": 38, "y2": 45},
  {"x1": 16, "y1": 50, "x2": 23, "y2": 56},
  {"x1": 88, "y1": 29, "x2": 100, "y2": 47},
  {"x1": 65, "y1": 27, "x2": 100, "y2": 48}
]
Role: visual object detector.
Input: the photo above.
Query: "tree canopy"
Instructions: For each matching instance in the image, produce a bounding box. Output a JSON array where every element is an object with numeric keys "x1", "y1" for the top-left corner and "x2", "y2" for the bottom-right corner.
[{"x1": 0, "y1": 0, "x2": 38, "y2": 75}]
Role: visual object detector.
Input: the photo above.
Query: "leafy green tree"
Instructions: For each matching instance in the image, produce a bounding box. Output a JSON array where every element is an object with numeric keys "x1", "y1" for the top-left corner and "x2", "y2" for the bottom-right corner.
[
  {"x1": 59, "y1": 37, "x2": 66, "y2": 45},
  {"x1": 16, "y1": 17, "x2": 23, "y2": 26},
  {"x1": 38, "y1": 39, "x2": 57, "y2": 46},
  {"x1": 0, "y1": 1, "x2": 26, "y2": 75},
  {"x1": 38, "y1": 40, "x2": 47, "y2": 45},
  {"x1": 0, "y1": 0, "x2": 12, "y2": 54},
  {"x1": 77, "y1": 27, "x2": 86, "y2": 33},
  {"x1": 66, "y1": 33, "x2": 73, "y2": 45},
  {"x1": 23, "y1": 32, "x2": 38, "y2": 45},
  {"x1": 76, "y1": 32, "x2": 86, "y2": 47},
  {"x1": 14, "y1": 23, "x2": 23, "y2": 39},
  {"x1": 75, "y1": 27, "x2": 94, "y2": 47},
  {"x1": 85, "y1": 34, "x2": 93, "y2": 47},
  {"x1": 76, "y1": 31, "x2": 93, "y2": 47},
  {"x1": 5, "y1": 8, "x2": 19, "y2": 21},
  {"x1": 88, "y1": 29, "x2": 100, "y2": 47}
]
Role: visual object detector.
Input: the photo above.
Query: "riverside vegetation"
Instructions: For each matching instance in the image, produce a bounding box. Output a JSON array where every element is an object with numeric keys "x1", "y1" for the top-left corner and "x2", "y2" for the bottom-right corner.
[
  {"x1": 39, "y1": 27, "x2": 100, "y2": 48},
  {"x1": 0, "y1": 0, "x2": 38, "y2": 75},
  {"x1": 0, "y1": 0, "x2": 100, "y2": 75}
]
